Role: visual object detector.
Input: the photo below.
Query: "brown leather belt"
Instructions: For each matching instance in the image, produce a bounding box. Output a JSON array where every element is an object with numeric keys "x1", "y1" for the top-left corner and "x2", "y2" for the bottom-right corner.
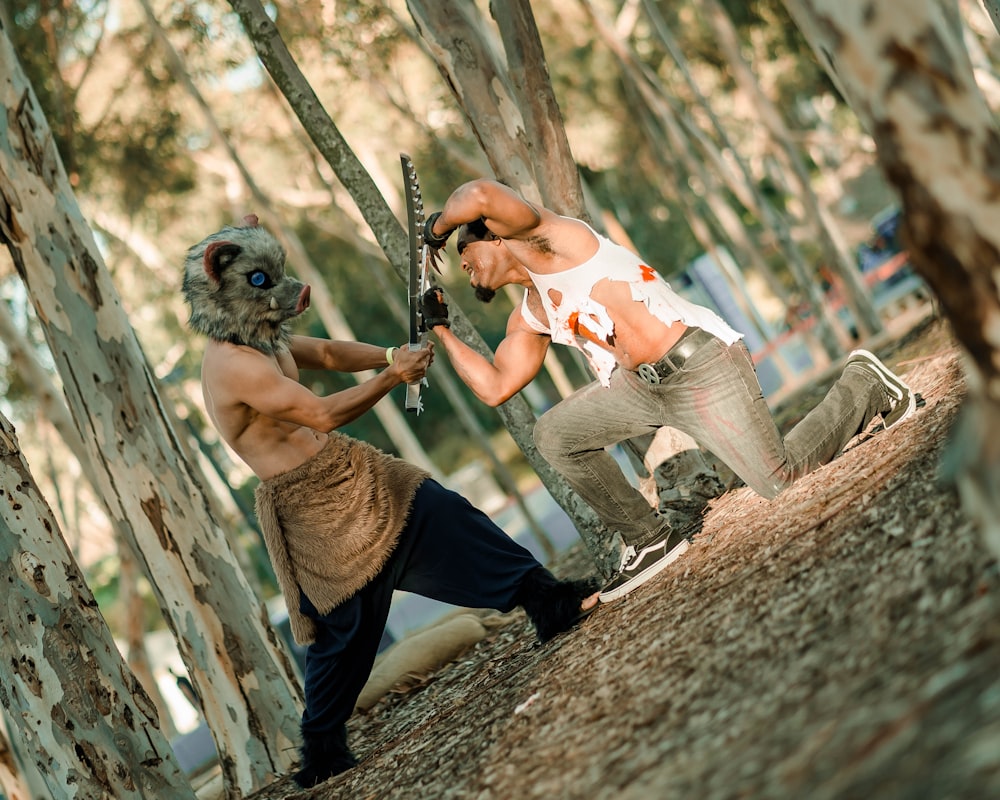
[{"x1": 635, "y1": 327, "x2": 716, "y2": 385}]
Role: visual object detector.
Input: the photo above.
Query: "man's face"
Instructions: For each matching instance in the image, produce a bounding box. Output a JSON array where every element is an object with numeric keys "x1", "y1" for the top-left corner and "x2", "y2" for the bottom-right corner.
[{"x1": 459, "y1": 239, "x2": 498, "y2": 303}]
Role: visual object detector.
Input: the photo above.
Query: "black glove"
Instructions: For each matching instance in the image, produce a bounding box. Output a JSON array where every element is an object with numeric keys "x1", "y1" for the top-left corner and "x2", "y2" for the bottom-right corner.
[
  {"x1": 423, "y1": 212, "x2": 452, "y2": 250},
  {"x1": 420, "y1": 286, "x2": 451, "y2": 329}
]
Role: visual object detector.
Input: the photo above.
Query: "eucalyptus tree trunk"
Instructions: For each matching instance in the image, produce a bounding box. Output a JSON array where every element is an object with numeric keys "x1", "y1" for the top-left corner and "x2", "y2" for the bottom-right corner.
[
  {"x1": 0, "y1": 26, "x2": 301, "y2": 797},
  {"x1": 228, "y1": 0, "x2": 619, "y2": 575},
  {"x1": 490, "y1": 0, "x2": 590, "y2": 219},
  {"x1": 405, "y1": 0, "x2": 537, "y2": 201},
  {"x1": 88, "y1": 209, "x2": 270, "y2": 559},
  {"x1": 0, "y1": 293, "x2": 181, "y2": 740},
  {"x1": 984, "y1": 0, "x2": 1000, "y2": 34},
  {"x1": 0, "y1": 413, "x2": 196, "y2": 799},
  {"x1": 781, "y1": 0, "x2": 1000, "y2": 554}
]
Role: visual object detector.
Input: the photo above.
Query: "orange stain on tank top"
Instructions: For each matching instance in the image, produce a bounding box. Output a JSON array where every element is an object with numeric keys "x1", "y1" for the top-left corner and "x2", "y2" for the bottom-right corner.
[
  {"x1": 567, "y1": 311, "x2": 611, "y2": 346},
  {"x1": 639, "y1": 264, "x2": 657, "y2": 282},
  {"x1": 566, "y1": 311, "x2": 581, "y2": 335}
]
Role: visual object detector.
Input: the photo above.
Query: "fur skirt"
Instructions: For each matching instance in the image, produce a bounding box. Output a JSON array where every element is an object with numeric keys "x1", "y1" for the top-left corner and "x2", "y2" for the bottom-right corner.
[{"x1": 254, "y1": 433, "x2": 429, "y2": 645}]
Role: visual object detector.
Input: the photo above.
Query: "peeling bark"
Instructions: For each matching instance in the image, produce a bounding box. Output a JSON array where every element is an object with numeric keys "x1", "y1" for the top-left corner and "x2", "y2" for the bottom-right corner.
[
  {"x1": 0, "y1": 22, "x2": 302, "y2": 797},
  {"x1": 489, "y1": 0, "x2": 590, "y2": 218},
  {"x1": 0, "y1": 415, "x2": 195, "y2": 799}
]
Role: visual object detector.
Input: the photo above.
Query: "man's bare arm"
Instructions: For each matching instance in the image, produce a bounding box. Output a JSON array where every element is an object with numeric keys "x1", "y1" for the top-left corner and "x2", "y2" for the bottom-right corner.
[
  {"x1": 289, "y1": 335, "x2": 401, "y2": 372},
  {"x1": 433, "y1": 180, "x2": 542, "y2": 241},
  {"x1": 432, "y1": 309, "x2": 548, "y2": 407},
  {"x1": 221, "y1": 344, "x2": 430, "y2": 432},
  {"x1": 431, "y1": 180, "x2": 598, "y2": 270}
]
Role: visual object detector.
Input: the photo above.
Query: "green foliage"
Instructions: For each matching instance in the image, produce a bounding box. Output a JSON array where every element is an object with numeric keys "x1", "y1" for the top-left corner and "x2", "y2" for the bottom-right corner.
[
  {"x1": 8, "y1": 1, "x2": 197, "y2": 211},
  {"x1": 87, "y1": 101, "x2": 197, "y2": 214}
]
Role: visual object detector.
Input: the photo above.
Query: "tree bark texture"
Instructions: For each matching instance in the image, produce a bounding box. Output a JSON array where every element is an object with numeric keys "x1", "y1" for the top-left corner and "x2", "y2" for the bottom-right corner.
[
  {"x1": 489, "y1": 0, "x2": 590, "y2": 218},
  {"x1": 228, "y1": 0, "x2": 620, "y2": 575},
  {"x1": 0, "y1": 290, "x2": 182, "y2": 740},
  {"x1": 979, "y1": 0, "x2": 1000, "y2": 38},
  {"x1": 0, "y1": 23, "x2": 302, "y2": 797},
  {"x1": 0, "y1": 414, "x2": 195, "y2": 799},
  {"x1": 406, "y1": 0, "x2": 540, "y2": 202},
  {"x1": 781, "y1": 0, "x2": 1000, "y2": 554}
]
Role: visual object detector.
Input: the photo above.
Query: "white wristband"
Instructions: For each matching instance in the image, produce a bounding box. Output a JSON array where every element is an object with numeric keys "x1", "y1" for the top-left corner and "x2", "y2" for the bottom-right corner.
[{"x1": 386, "y1": 346, "x2": 397, "y2": 366}]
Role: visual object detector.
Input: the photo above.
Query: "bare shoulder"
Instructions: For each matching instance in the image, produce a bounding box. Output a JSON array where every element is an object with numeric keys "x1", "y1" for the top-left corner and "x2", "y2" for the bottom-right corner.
[
  {"x1": 203, "y1": 340, "x2": 287, "y2": 398},
  {"x1": 204, "y1": 339, "x2": 267, "y2": 377},
  {"x1": 507, "y1": 211, "x2": 598, "y2": 271}
]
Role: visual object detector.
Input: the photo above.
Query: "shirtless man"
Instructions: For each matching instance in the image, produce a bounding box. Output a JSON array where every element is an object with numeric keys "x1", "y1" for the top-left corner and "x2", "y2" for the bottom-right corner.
[
  {"x1": 419, "y1": 180, "x2": 917, "y2": 603},
  {"x1": 181, "y1": 216, "x2": 599, "y2": 788}
]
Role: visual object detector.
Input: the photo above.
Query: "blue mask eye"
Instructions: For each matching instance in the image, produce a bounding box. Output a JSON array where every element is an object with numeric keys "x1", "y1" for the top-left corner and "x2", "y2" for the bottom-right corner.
[{"x1": 249, "y1": 270, "x2": 268, "y2": 287}]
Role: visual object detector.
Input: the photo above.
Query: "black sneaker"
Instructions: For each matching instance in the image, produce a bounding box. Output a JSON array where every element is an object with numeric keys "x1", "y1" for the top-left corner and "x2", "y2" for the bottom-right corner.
[
  {"x1": 598, "y1": 529, "x2": 690, "y2": 603},
  {"x1": 847, "y1": 349, "x2": 917, "y2": 429}
]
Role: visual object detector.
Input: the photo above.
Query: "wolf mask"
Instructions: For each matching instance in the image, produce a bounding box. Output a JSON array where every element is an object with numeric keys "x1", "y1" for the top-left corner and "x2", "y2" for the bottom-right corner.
[{"x1": 181, "y1": 215, "x2": 311, "y2": 355}]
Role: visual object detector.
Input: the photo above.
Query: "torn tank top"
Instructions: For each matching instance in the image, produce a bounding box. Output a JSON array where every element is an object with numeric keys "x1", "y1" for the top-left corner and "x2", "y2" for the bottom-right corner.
[{"x1": 520, "y1": 222, "x2": 742, "y2": 386}]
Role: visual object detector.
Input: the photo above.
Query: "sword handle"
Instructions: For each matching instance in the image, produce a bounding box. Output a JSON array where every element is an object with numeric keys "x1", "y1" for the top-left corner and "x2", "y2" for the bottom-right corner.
[
  {"x1": 405, "y1": 339, "x2": 425, "y2": 413},
  {"x1": 405, "y1": 382, "x2": 422, "y2": 412}
]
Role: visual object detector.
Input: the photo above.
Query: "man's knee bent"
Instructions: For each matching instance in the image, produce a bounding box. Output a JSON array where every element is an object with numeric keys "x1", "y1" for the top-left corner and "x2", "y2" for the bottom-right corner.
[{"x1": 533, "y1": 404, "x2": 573, "y2": 463}]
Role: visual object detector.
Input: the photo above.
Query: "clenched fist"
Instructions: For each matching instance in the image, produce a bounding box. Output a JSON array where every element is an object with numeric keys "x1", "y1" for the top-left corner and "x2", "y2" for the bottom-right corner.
[{"x1": 420, "y1": 287, "x2": 451, "y2": 330}]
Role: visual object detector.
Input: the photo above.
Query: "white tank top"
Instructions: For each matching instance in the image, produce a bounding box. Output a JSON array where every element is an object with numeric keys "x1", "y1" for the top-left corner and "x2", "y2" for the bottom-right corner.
[{"x1": 520, "y1": 223, "x2": 741, "y2": 386}]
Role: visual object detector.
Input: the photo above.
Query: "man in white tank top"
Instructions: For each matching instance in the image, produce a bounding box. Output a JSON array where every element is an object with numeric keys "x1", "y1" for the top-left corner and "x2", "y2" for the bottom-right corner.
[{"x1": 421, "y1": 179, "x2": 917, "y2": 603}]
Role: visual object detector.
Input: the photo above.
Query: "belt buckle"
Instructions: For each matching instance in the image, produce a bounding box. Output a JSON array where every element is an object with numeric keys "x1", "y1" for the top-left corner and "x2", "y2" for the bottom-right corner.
[{"x1": 637, "y1": 363, "x2": 660, "y2": 385}]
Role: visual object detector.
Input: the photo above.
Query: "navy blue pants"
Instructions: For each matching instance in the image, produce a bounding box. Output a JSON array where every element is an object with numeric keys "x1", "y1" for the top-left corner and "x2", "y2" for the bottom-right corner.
[{"x1": 299, "y1": 479, "x2": 541, "y2": 736}]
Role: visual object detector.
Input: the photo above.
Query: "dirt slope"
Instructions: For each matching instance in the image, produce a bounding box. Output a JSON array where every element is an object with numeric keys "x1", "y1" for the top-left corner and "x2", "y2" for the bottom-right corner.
[{"x1": 251, "y1": 316, "x2": 1000, "y2": 799}]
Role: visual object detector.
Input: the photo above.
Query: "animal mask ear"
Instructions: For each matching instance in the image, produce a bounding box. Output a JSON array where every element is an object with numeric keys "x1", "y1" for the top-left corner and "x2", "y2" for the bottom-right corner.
[
  {"x1": 203, "y1": 241, "x2": 243, "y2": 284},
  {"x1": 242, "y1": 214, "x2": 259, "y2": 227}
]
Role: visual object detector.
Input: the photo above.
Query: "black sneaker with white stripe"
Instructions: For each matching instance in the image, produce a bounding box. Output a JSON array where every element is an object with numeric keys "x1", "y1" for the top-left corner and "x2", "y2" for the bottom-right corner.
[
  {"x1": 598, "y1": 528, "x2": 690, "y2": 603},
  {"x1": 846, "y1": 349, "x2": 917, "y2": 429}
]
